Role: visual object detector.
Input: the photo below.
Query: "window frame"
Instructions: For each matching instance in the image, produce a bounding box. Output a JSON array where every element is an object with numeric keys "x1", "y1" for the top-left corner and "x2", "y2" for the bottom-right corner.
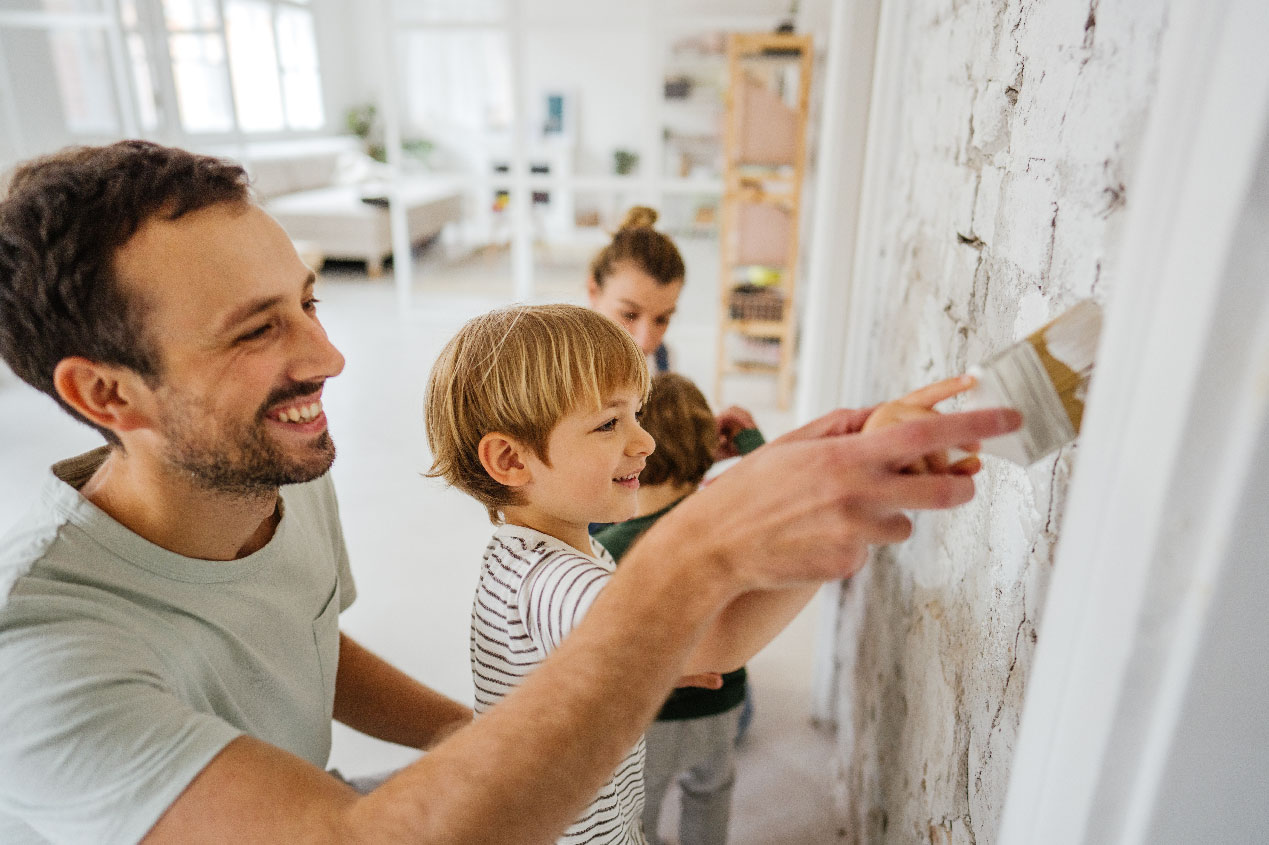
[{"x1": 125, "y1": 0, "x2": 329, "y2": 141}]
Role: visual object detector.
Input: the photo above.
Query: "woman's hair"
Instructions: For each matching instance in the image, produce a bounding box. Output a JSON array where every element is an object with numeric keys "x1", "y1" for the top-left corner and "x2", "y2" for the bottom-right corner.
[
  {"x1": 424, "y1": 304, "x2": 651, "y2": 523},
  {"x1": 638, "y1": 373, "x2": 716, "y2": 488},
  {"x1": 588, "y1": 206, "x2": 686, "y2": 289}
]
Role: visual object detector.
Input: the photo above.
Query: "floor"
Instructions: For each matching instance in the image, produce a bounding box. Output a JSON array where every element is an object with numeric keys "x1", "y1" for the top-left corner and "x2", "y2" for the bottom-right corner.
[{"x1": 0, "y1": 239, "x2": 843, "y2": 844}]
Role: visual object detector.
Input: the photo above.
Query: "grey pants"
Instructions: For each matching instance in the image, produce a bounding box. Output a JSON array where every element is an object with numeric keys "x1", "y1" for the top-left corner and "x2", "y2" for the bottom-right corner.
[{"x1": 642, "y1": 706, "x2": 743, "y2": 845}]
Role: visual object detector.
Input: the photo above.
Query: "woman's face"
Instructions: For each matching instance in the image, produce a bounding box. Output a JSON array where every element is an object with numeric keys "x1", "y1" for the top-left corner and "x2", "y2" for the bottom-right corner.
[{"x1": 587, "y1": 264, "x2": 684, "y2": 356}]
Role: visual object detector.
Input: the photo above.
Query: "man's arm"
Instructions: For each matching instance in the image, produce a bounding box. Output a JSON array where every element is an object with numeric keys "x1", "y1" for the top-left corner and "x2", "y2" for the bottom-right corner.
[
  {"x1": 682, "y1": 388, "x2": 987, "y2": 674},
  {"x1": 144, "y1": 406, "x2": 1020, "y2": 844},
  {"x1": 333, "y1": 633, "x2": 472, "y2": 751},
  {"x1": 146, "y1": 534, "x2": 737, "y2": 845}
]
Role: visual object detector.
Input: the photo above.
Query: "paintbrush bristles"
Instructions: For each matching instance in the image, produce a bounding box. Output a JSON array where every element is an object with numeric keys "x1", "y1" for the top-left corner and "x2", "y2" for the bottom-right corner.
[
  {"x1": 1024, "y1": 300, "x2": 1103, "y2": 433},
  {"x1": 960, "y1": 298, "x2": 1104, "y2": 465}
]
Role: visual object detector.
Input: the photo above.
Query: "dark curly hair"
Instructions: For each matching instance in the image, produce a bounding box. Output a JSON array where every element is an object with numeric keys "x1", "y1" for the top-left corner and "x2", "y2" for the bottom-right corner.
[
  {"x1": 0, "y1": 140, "x2": 251, "y2": 443},
  {"x1": 638, "y1": 373, "x2": 716, "y2": 487}
]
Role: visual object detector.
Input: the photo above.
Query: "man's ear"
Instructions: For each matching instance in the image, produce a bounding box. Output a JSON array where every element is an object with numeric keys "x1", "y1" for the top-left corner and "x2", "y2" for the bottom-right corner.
[
  {"x1": 478, "y1": 432, "x2": 533, "y2": 488},
  {"x1": 585, "y1": 274, "x2": 602, "y2": 306},
  {"x1": 52, "y1": 357, "x2": 153, "y2": 435}
]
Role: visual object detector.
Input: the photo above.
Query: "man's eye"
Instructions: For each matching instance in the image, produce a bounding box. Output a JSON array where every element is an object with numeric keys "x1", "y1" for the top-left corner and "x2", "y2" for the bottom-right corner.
[
  {"x1": 303, "y1": 297, "x2": 321, "y2": 313},
  {"x1": 236, "y1": 324, "x2": 273, "y2": 343},
  {"x1": 621, "y1": 312, "x2": 638, "y2": 323}
]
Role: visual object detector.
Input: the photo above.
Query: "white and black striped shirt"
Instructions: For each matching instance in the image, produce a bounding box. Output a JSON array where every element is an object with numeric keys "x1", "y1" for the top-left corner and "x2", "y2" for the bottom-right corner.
[{"x1": 472, "y1": 524, "x2": 647, "y2": 845}]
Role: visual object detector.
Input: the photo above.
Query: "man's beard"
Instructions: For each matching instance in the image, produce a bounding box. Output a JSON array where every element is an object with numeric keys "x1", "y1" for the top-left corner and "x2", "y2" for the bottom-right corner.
[{"x1": 160, "y1": 384, "x2": 337, "y2": 497}]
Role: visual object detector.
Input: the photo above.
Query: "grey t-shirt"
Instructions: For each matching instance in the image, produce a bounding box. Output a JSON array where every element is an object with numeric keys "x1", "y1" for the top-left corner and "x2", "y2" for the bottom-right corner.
[{"x1": 0, "y1": 448, "x2": 356, "y2": 844}]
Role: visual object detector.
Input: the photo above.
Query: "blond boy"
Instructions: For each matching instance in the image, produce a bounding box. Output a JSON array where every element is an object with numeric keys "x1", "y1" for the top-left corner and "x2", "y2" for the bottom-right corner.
[{"x1": 425, "y1": 305, "x2": 822, "y2": 845}]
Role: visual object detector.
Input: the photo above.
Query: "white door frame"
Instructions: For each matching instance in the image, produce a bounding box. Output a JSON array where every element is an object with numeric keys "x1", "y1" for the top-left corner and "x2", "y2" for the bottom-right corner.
[
  {"x1": 796, "y1": 0, "x2": 889, "y2": 726},
  {"x1": 999, "y1": 0, "x2": 1269, "y2": 841}
]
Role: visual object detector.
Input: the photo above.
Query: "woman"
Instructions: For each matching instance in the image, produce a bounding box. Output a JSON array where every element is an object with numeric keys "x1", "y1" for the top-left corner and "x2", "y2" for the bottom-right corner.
[{"x1": 586, "y1": 206, "x2": 756, "y2": 457}]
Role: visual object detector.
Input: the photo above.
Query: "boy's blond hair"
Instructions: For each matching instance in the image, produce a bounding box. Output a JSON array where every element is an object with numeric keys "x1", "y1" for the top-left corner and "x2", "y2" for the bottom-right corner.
[
  {"x1": 425, "y1": 304, "x2": 650, "y2": 522},
  {"x1": 638, "y1": 373, "x2": 717, "y2": 488}
]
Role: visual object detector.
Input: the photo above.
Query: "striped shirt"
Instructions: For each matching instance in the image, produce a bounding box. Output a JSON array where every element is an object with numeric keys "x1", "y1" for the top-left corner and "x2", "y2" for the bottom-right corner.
[{"x1": 472, "y1": 524, "x2": 647, "y2": 845}]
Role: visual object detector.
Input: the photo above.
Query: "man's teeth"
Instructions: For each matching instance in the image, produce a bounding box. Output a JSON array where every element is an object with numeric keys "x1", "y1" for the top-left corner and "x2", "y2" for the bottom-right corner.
[{"x1": 276, "y1": 402, "x2": 322, "y2": 423}]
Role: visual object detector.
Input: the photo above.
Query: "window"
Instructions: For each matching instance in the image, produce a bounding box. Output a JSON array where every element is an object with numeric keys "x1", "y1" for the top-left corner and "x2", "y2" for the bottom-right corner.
[
  {"x1": 0, "y1": 8, "x2": 126, "y2": 159},
  {"x1": 157, "y1": 0, "x2": 324, "y2": 135},
  {"x1": 401, "y1": 30, "x2": 512, "y2": 135}
]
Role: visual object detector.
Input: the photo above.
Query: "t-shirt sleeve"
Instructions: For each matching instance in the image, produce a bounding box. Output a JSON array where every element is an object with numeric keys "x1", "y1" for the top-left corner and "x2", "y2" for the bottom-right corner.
[
  {"x1": 0, "y1": 616, "x2": 242, "y2": 845},
  {"x1": 516, "y1": 551, "x2": 610, "y2": 655}
]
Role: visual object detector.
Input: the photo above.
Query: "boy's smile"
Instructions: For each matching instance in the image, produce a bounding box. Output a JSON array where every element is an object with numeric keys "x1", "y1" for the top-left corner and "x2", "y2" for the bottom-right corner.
[{"x1": 504, "y1": 385, "x2": 655, "y2": 553}]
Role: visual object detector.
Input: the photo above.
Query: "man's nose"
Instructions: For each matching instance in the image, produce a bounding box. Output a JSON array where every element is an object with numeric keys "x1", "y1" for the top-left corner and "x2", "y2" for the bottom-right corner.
[{"x1": 295, "y1": 317, "x2": 346, "y2": 381}]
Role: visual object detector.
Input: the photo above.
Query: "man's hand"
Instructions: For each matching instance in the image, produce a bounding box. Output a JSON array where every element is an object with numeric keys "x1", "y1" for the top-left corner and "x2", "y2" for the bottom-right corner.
[
  {"x1": 652, "y1": 405, "x2": 1022, "y2": 595},
  {"x1": 860, "y1": 375, "x2": 982, "y2": 474}
]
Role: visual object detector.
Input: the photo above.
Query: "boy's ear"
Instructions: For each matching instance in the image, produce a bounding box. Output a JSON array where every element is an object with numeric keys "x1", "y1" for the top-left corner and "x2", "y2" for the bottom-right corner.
[
  {"x1": 52, "y1": 357, "x2": 155, "y2": 436},
  {"x1": 478, "y1": 432, "x2": 533, "y2": 488}
]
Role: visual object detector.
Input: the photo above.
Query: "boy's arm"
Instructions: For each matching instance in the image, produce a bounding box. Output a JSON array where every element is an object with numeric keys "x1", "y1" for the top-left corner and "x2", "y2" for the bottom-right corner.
[
  {"x1": 142, "y1": 406, "x2": 1020, "y2": 844},
  {"x1": 683, "y1": 585, "x2": 820, "y2": 675}
]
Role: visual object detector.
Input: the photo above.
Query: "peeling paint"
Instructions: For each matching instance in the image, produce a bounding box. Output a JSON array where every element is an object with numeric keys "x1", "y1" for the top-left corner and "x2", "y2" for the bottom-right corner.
[{"x1": 834, "y1": 1, "x2": 1167, "y2": 842}]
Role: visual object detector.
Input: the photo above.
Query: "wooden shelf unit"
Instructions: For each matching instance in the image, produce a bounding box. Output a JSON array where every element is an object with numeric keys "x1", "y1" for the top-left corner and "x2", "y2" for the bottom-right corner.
[{"x1": 715, "y1": 32, "x2": 813, "y2": 410}]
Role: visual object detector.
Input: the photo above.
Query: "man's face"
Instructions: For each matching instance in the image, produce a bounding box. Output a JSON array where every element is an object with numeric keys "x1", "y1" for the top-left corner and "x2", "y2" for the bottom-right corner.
[{"x1": 114, "y1": 202, "x2": 346, "y2": 496}]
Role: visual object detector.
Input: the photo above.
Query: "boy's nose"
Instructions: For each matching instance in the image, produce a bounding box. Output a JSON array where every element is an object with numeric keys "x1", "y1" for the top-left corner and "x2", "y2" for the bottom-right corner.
[{"x1": 629, "y1": 425, "x2": 655, "y2": 457}]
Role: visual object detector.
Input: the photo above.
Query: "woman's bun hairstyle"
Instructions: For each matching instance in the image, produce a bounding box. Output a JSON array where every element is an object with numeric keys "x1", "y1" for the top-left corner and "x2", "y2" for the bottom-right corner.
[
  {"x1": 617, "y1": 205, "x2": 659, "y2": 231},
  {"x1": 590, "y1": 206, "x2": 684, "y2": 289}
]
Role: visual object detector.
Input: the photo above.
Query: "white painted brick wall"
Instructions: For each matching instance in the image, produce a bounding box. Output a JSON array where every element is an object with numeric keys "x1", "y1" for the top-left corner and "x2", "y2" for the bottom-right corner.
[{"x1": 833, "y1": 1, "x2": 1167, "y2": 842}]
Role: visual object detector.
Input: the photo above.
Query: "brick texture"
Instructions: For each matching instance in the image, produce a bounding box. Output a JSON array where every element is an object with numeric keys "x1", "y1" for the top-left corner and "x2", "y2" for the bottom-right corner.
[{"x1": 833, "y1": 2, "x2": 1166, "y2": 842}]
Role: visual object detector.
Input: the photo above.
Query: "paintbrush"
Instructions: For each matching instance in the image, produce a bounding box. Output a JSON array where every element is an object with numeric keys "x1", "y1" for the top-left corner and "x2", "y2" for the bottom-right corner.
[{"x1": 960, "y1": 299, "x2": 1103, "y2": 465}]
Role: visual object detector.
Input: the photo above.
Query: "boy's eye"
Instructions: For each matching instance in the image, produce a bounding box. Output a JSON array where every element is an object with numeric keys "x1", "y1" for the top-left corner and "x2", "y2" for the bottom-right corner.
[{"x1": 594, "y1": 418, "x2": 618, "y2": 432}]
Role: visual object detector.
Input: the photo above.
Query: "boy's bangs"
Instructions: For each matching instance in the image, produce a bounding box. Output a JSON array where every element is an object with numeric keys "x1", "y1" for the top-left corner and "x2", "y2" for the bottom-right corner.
[{"x1": 562, "y1": 332, "x2": 651, "y2": 413}]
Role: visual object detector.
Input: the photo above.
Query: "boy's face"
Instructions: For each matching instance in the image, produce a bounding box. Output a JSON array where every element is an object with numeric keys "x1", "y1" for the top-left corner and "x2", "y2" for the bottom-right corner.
[{"x1": 517, "y1": 384, "x2": 655, "y2": 541}]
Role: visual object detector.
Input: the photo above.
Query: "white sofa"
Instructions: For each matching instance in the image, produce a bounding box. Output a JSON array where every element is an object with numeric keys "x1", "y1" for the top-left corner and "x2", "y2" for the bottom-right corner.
[{"x1": 241, "y1": 138, "x2": 466, "y2": 276}]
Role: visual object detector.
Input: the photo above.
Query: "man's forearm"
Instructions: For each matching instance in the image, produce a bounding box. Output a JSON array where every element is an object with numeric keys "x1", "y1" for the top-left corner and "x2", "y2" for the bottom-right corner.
[
  {"x1": 145, "y1": 408, "x2": 1022, "y2": 843},
  {"x1": 334, "y1": 633, "x2": 472, "y2": 751},
  {"x1": 348, "y1": 518, "x2": 738, "y2": 842}
]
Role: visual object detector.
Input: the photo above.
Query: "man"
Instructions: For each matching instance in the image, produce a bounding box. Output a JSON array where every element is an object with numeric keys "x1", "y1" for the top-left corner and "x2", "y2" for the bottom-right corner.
[{"x1": 0, "y1": 141, "x2": 1019, "y2": 843}]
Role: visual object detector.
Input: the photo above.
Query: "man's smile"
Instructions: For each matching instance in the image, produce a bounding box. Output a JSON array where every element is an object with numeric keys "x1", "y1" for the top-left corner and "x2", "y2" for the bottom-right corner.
[{"x1": 272, "y1": 399, "x2": 323, "y2": 424}]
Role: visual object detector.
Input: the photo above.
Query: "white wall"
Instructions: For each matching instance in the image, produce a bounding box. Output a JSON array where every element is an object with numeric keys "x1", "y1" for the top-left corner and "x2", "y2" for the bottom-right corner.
[
  {"x1": 821, "y1": 0, "x2": 1169, "y2": 842},
  {"x1": 522, "y1": 24, "x2": 648, "y2": 177}
]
